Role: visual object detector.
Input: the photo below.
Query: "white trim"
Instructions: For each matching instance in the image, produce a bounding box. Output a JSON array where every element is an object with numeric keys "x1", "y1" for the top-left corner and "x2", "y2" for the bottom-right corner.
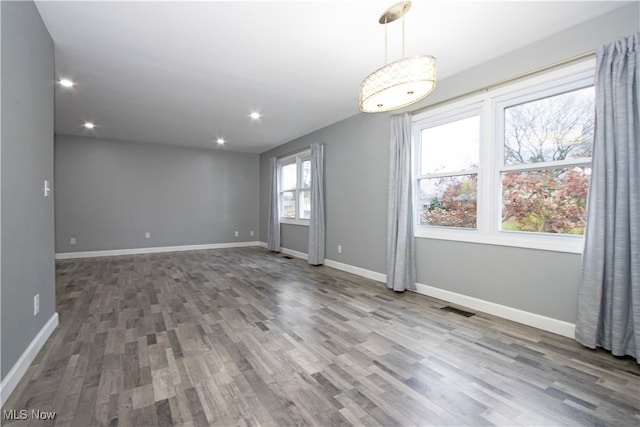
[
  {"x1": 279, "y1": 218, "x2": 310, "y2": 227},
  {"x1": 280, "y1": 247, "x2": 308, "y2": 260},
  {"x1": 0, "y1": 312, "x2": 59, "y2": 407},
  {"x1": 413, "y1": 230, "x2": 584, "y2": 254},
  {"x1": 413, "y1": 282, "x2": 575, "y2": 338},
  {"x1": 55, "y1": 241, "x2": 261, "y2": 260},
  {"x1": 324, "y1": 259, "x2": 387, "y2": 283},
  {"x1": 258, "y1": 241, "x2": 268, "y2": 249},
  {"x1": 277, "y1": 246, "x2": 388, "y2": 283},
  {"x1": 279, "y1": 148, "x2": 311, "y2": 163}
]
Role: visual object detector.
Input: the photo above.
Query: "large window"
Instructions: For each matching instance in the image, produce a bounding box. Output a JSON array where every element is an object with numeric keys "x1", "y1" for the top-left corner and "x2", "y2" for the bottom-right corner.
[
  {"x1": 278, "y1": 150, "x2": 311, "y2": 225},
  {"x1": 499, "y1": 86, "x2": 593, "y2": 235},
  {"x1": 412, "y1": 60, "x2": 595, "y2": 252}
]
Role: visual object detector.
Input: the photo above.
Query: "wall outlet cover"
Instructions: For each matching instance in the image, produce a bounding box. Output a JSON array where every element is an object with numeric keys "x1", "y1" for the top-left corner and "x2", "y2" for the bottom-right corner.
[{"x1": 34, "y1": 294, "x2": 40, "y2": 316}]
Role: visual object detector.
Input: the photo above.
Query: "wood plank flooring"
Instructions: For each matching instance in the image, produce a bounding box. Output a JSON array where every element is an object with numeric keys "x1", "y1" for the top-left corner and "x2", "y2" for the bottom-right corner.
[{"x1": 2, "y1": 247, "x2": 639, "y2": 426}]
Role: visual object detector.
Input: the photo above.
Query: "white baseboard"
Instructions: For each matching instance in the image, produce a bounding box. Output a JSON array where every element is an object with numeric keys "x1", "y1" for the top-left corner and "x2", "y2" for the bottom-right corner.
[
  {"x1": 280, "y1": 247, "x2": 309, "y2": 260},
  {"x1": 414, "y1": 282, "x2": 576, "y2": 338},
  {"x1": 55, "y1": 241, "x2": 262, "y2": 260},
  {"x1": 277, "y1": 246, "x2": 387, "y2": 283},
  {"x1": 324, "y1": 259, "x2": 387, "y2": 283},
  {"x1": 268, "y1": 246, "x2": 575, "y2": 339},
  {"x1": 0, "y1": 312, "x2": 59, "y2": 407}
]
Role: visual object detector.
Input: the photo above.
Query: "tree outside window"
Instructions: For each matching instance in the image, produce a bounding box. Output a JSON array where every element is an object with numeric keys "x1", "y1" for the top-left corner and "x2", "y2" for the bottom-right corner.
[
  {"x1": 501, "y1": 86, "x2": 594, "y2": 235},
  {"x1": 412, "y1": 60, "x2": 595, "y2": 252},
  {"x1": 278, "y1": 151, "x2": 311, "y2": 224},
  {"x1": 417, "y1": 114, "x2": 480, "y2": 229}
]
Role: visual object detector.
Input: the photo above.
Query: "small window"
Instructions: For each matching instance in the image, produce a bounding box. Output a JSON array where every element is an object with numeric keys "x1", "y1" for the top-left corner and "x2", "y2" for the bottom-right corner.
[
  {"x1": 278, "y1": 151, "x2": 311, "y2": 225},
  {"x1": 416, "y1": 112, "x2": 480, "y2": 229}
]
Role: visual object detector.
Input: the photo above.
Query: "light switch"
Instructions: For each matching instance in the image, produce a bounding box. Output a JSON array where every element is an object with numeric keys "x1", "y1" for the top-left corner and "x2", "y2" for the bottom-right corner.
[{"x1": 43, "y1": 180, "x2": 51, "y2": 198}]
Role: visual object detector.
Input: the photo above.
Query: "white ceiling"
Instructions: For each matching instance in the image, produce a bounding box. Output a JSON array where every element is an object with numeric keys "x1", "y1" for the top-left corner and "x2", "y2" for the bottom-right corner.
[{"x1": 35, "y1": 1, "x2": 628, "y2": 153}]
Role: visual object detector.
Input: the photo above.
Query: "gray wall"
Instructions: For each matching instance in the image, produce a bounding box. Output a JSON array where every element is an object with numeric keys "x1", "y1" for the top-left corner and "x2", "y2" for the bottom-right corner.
[
  {"x1": 259, "y1": 113, "x2": 390, "y2": 272},
  {"x1": 55, "y1": 135, "x2": 259, "y2": 253},
  {"x1": 1, "y1": 1, "x2": 55, "y2": 379},
  {"x1": 260, "y1": 3, "x2": 639, "y2": 324}
]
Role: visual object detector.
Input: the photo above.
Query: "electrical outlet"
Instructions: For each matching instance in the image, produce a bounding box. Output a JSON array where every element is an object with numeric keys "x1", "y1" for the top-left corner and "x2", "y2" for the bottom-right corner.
[
  {"x1": 234, "y1": 231, "x2": 239, "y2": 237},
  {"x1": 145, "y1": 232, "x2": 151, "y2": 239},
  {"x1": 338, "y1": 245, "x2": 342, "y2": 253},
  {"x1": 250, "y1": 230, "x2": 254, "y2": 236},
  {"x1": 34, "y1": 294, "x2": 40, "y2": 316},
  {"x1": 70, "y1": 237, "x2": 76, "y2": 245}
]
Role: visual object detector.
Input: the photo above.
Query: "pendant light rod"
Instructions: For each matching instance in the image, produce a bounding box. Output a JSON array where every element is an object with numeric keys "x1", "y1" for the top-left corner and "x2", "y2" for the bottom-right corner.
[
  {"x1": 379, "y1": 1, "x2": 410, "y2": 64},
  {"x1": 384, "y1": 17, "x2": 388, "y2": 64},
  {"x1": 402, "y1": 13, "x2": 405, "y2": 59}
]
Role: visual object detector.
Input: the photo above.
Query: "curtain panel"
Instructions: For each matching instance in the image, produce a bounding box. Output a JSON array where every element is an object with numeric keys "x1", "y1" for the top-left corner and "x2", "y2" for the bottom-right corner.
[
  {"x1": 308, "y1": 143, "x2": 325, "y2": 265},
  {"x1": 267, "y1": 156, "x2": 281, "y2": 252},
  {"x1": 576, "y1": 32, "x2": 639, "y2": 361},
  {"x1": 386, "y1": 113, "x2": 416, "y2": 292}
]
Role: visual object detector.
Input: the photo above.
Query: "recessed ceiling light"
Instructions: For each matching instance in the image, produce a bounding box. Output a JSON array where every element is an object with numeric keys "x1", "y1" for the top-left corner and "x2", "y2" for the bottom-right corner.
[
  {"x1": 250, "y1": 112, "x2": 261, "y2": 120},
  {"x1": 216, "y1": 138, "x2": 225, "y2": 145},
  {"x1": 59, "y1": 78, "x2": 74, "y2": 88},
  {"x1": 83, "y1": 122, "x2": 95, "y2": 129}
]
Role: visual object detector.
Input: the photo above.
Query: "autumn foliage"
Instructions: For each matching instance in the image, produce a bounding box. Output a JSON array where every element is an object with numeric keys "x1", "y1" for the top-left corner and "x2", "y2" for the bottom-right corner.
[
  {"x1": 502, "y1": 168, "x2": 590, "y2": 234},
  {"x1": 420, "y1": 175, "x2": 477, "y2": 228},
  {"x1": 421, "y1": 87, "x2": 594, "y2": 234}
]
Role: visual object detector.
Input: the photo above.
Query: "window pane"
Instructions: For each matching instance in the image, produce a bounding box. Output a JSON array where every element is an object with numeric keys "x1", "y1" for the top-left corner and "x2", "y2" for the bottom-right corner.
[
  {"x1": 501, "y1": 167, "x2": 590, "y2": 234},
  {"x1": 418, "y1": 174, "x2": 477, "y2": 228},
  {"x1": 302, "y1": 160, "x2": 311, "y2": 188},
  {"x1": 300, "y1": 190, "x2": 311, "y2": 219},
  {"x1": 281, "y1": 163, "x2": 297, "y2": 190},
  {"x1": 504, "y1": 86, "x2": 594, "y2": 165},
  {"x1": 421, "y1": 115, "x2": 479, "y2": 174},
  {"x1": 281, "y1": 191, "x2": 296, "y2": 218}
]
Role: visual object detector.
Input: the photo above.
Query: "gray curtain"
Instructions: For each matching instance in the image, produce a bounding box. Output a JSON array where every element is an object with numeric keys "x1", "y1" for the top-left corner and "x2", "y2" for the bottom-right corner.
[
  {"x1": 575, "y1": 32, "x2": 639, "y2": 361},
  {"x1": 308, "y1": 143, "x2": 325, "y2": 265},
  {"x1": 386, "y1": 113, "x2": 416, "y2": 292},
  {"x1": 267, "y1": 156, "x2": 281, "y2": 252}
]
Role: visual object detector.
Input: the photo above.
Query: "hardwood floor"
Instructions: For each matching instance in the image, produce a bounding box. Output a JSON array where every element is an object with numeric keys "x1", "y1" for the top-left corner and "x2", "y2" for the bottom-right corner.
[{"x1": 3, "y1": 247, "x2": 639, "y2": 426}]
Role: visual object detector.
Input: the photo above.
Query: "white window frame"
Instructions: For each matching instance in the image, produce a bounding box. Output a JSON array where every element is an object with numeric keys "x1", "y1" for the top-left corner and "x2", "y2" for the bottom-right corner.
[
  {"x1": 278, "y1": 149, "x2": 311, "y2": 226},
  {"x1": 413, "y1": 103, "x2": 483, "y2": 236},
  {"x1": 412, "y1": 59, "x2": 596, "y2": 253}
]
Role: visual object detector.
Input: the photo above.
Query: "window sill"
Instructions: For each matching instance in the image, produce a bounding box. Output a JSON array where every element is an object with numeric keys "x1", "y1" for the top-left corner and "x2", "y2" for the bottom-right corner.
[
  {"x1": 414, "y1": 228, "x2": 584, "y2": 254},
  {"x1": 280, "y1": 218, "x2": 310, "y2": 227}
]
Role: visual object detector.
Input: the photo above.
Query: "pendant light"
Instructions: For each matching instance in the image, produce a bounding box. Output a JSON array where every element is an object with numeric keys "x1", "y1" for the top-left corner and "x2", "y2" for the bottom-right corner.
[{"x1": 359, "y1": 1, "x2": 437, "y2": 113}]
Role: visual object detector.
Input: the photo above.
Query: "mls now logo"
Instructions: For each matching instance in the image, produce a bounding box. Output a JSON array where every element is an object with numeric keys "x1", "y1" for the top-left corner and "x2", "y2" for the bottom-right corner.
[{"x1": 3, "y1": 409, "x2": 57, "y2": 420}]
